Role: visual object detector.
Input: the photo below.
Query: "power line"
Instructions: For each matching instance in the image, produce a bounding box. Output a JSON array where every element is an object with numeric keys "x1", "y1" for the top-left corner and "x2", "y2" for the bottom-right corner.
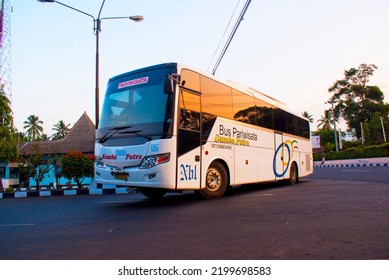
[
  {"x1": 210, "y1": 0, "x2": 252, "y2": 75},
  {"x1": 207, "y1": 0, "x2": 242, "y2": 73}
]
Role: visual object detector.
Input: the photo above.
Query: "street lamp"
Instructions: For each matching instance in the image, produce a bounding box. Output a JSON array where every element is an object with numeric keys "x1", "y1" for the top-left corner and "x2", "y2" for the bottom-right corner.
[{"x1": 37, "y1": 0, "x2": 143, "y2": 128}]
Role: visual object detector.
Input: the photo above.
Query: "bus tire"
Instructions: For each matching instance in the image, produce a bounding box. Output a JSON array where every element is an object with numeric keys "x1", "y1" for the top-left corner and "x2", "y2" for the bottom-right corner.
[
  {"x1": 199, "y1": 161, "x2": 228, "y2": 199},
  {"x1": 139, "y1": 188, "x2": 168, "y2": 199},
  {"x1": 288, "y1": 162, "x2": 298, "y2": 185}
]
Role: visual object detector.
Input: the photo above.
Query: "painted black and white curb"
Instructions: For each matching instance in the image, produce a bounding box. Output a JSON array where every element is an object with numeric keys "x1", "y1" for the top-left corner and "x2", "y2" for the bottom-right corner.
[
  {"x1": 315, "y1": 163, "x2": 389, "y2": 168},
  {"x1": 0, "y1": 187, "x2": 130, "y2": 199}
]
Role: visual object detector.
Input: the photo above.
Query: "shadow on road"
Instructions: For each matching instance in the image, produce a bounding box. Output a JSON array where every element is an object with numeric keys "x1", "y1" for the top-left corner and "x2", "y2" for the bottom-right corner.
[{"x1": 104, "y1": 180, "x2": 312, "y2": 210}]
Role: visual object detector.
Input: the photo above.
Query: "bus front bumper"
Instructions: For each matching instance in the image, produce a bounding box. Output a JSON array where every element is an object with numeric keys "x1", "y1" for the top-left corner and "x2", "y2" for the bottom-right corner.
[{"x1": 94, "y1": 163, "x2": 175, "y2": 189}]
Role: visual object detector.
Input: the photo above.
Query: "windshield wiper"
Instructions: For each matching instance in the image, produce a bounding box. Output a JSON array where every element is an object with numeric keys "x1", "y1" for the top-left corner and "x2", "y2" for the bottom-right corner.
[
  {"x1": 118, "y1": 130, "x2": 152, "y2": 141},
  {"x1": 98, "y1": 125, "x2": 133, "y2": 143}
]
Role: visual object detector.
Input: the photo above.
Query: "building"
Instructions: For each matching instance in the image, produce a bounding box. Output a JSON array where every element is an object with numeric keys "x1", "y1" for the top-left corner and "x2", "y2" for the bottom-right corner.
[{"x1": 17, "y1": 112, "x2": 95, "y2": 188}]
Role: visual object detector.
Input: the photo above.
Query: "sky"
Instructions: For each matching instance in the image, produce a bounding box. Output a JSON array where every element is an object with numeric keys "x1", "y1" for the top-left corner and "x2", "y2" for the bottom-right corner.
[{"x1": 9, "y1": 0, "x2": 389, "y2": 137}]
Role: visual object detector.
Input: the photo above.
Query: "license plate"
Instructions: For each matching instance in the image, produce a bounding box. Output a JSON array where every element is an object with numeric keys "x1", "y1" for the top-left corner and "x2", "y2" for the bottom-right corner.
[{"x1": 114, "y1": 173, "x2": 129, "y2": 181}]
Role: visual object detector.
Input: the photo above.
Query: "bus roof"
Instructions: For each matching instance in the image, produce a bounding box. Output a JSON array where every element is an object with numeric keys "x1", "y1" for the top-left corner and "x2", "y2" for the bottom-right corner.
[
  {"x1": 108, "y1": 62, "x2": 306, "y2": 121},
  {"x1": 175, "y1": 63, "x2": 289, "y2": 110}
]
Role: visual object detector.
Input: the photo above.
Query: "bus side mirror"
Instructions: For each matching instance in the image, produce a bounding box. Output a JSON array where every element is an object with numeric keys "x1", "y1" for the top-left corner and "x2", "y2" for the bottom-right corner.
[{"x1": 164, "y1": 78, "x2": 175, "y2": 94}]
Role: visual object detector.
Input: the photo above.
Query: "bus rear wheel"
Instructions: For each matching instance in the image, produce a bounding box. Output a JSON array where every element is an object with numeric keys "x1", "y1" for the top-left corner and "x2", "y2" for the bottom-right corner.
[
  {"x1": 139, "y1": 188, "x2": 168, "y2": 199},
  {"x1": 198, "y1": 162, "x2": 228, "y2": 199},
  {"x1": 288, "y1": 162, "x2": 298, "y2": 185}
]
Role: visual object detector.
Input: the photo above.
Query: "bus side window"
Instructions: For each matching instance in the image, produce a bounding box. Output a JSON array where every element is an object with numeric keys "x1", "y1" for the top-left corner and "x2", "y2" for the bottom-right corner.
[
  {"x1": 180, "y1": 109, "x2": 200, "y2": 131},
  {"x1": 180, "y1": 69, "x2": 200, "y2": 92},
  {"x1": 273, "y1": 108, "x2": 287, "y2": 133},
  {"x1": 201, "y1": 75, "x2": 233, "y2": 119},
  {"x1": 179, "y1": 90, "x2": 200, "y2": 131},
  {"x1": 232, "y1": 89, "x2": 256, "y2": 125}
]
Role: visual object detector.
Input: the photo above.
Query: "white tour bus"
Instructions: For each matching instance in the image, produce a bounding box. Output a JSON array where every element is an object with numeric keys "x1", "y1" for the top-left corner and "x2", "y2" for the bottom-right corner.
[{"x1": 95, "y1": 63, "x2": 313, "y2": 199}]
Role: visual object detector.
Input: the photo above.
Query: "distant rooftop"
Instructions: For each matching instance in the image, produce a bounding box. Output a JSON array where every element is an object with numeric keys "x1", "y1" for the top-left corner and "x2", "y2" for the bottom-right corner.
[{"x1": 19, "y1": 112, "x2": 95, "y2": 156}]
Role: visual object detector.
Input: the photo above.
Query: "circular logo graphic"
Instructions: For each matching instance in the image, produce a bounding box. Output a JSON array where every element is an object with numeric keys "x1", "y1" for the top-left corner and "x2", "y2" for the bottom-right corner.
[{"x1": 273, "y1": 140, "x2": 298, "y2": 178}]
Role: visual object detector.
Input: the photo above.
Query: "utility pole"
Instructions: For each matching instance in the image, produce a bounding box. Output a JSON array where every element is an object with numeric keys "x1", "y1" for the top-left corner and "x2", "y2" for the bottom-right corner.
[
  {"x1": 381, "y1": 116, "x2": 387, "y2": 142},
  {"x1": 331, "y1": 100, "x2": 339, "y2": 152}
]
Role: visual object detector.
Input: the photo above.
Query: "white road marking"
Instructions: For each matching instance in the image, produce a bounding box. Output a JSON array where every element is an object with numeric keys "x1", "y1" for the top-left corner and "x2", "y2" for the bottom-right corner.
[
  {"x1": 0, "y1": 223, "x2": 36, "y2": 227},
  {"x1": 340, "y1": 170, "x2": 370, "y2": 172}
]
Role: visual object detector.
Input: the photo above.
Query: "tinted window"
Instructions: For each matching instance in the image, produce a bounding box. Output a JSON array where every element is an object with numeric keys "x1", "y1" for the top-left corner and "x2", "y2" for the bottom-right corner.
[
  {"x1": 255, "y1": 98, "x2": 274, "y2": 130},
  {"x1": 301, "y1": 118, "x2": 310, "y2": 138},
  {"x1": 201, "y1": 76, "x2": 233, "y2": 119},
  {"x1": 181, "y1": 69, "x2": 201, "y2": 92},
  {"x1": 232, "y1": 89, "x2": 257, "y2": 125},
  {"x1": 286, "y1": 112, "x2": 297, "y2": 135},
  {"x1": 273, "y1": 109, "x2": 287, "y2": 132}
]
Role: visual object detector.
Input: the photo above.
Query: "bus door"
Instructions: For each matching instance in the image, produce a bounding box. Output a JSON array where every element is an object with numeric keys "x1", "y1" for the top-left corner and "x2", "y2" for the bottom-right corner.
[
  {"x1": 176, "y1": 90, "x2": 202, "y2": 189},
  {"x1": 274, "y1": 132, "x2": 286, "y2": 180}
]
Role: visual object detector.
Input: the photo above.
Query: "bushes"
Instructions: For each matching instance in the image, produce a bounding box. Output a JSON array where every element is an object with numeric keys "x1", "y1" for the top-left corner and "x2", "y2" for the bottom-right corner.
[
  {"x1": 314, "y1": 143, "x2": 389, "y2": 161},
  {"x1": 62, "y1": 151, "x2": 95, "y2": 189}
]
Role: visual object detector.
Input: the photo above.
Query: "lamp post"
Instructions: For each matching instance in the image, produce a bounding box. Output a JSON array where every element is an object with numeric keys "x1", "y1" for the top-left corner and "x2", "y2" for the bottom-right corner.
[
  {"x1": 37, "y1": 0, "x2": 143, "y2": 128},
  {"x1": 331, "y1": 100, "x2": 339, "y2": 152}
]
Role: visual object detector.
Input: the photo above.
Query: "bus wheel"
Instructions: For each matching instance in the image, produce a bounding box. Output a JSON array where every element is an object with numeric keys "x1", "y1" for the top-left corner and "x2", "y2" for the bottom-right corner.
[
  {"x1": 199, "y1": 162, "x2": 228, "y2": 199},
  {"x1": 139, "y1": 188, "x2": 168, "y2": 199},
  {"x1": 288, "y1": 162, "x2": 298, "y2": 185}
]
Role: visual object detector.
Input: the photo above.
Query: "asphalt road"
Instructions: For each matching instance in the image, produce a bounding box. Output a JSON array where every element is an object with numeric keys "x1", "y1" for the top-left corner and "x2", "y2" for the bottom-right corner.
[{"x1": 1, "y1": 166, "x2": 388, "y2": 260}]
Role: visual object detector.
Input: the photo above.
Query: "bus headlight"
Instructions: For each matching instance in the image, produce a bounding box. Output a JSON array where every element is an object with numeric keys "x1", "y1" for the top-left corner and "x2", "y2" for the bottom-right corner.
[{"x1": 140, "y1": 153, "x2": 170, "y2": 169}]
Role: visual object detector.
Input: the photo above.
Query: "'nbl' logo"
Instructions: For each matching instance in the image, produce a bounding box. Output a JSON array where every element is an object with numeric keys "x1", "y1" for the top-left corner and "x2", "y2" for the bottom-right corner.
[{"x1": 179, "y1": 164, "x2": 197, "y2": 181}]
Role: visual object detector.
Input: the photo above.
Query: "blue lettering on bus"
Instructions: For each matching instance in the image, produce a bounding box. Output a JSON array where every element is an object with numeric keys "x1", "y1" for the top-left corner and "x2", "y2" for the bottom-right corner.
[
  {"x1": 151, "y1": 144, "x2": 159, "y2": 152},
  {"x1": 116, "y1": 149, "x2": 126, "y2": 157},
  {"x1": 180, "y1": 164, "x2": 197, "y2": 181}
]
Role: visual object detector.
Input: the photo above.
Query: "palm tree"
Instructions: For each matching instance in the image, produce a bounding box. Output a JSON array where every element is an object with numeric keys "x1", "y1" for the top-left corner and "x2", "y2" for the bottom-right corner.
[
  {"x1": 302, "y1": 111, "x2": 314, "y2": 123},
  {"x1": 23, "y1": 115, "x2": 44, "y2": 141},
  {"x1": 317, "y1": 110, "x2": 333, "y2": 130},
  {"x1": 39, "y1": 134, "x2": 50, "y2": 141},
  {"x1": 52, "y1": 120, "x2": 71, "y2": 140}
]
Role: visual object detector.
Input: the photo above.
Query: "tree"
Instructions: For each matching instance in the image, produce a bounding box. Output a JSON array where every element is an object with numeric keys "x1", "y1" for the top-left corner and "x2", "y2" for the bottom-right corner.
[
  {"x1": 328, "y1": 64, "x2": 386, "y2": 140},
  {"x1": 302, "y1": 111, "x2": 314, "y2": 123},
  {"x1": 0, "y1": 86, "x2": 17, "y2": 191},
  {"x1": 317, "y1": 110, "x2": 333, "y2": 130},
  {"x1": 18, "y1": 145, "x2": 50, "y2": 190},
  {"x1": 39, "y1": 134, "x2": 49, "y2": 141},
  {"x1": 52, "y1": 120, "x2": 70, "y2": 140},
  {"x1": 23, "y1": 115, "x2": 44, "y2": 141},
  {"x1": 61, "y1": 151, "x2": 95, "y2": 189},
  {"x1": 363, "y1": 111, "x2": 389, "y2": 145}
]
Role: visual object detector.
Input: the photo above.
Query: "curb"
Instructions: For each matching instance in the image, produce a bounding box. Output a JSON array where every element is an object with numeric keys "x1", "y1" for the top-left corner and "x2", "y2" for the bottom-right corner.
[
  {"x1": 315, "y1": 163, "x2": 389, "y2": 168},
  {"x1": 0, "y1": 187, "x2": 129, "y2": 200}
]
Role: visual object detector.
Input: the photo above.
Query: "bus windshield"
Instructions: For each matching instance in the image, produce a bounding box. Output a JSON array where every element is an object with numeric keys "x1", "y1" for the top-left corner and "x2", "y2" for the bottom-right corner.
[{"x1": 98, "y1": 67, "x2": 176, "y2": 143}]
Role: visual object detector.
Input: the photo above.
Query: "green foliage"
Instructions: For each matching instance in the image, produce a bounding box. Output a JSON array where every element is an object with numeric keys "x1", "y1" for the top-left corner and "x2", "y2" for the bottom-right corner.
[
  {"x1": 362, "y1": 115, "x2": 389, "y2": 145},
  {"x1": 302, "y1": 111, "x2": 314, "y2": 123},
  {"x1": 52, "y1": 120, "x2": 71, "y2": 140},
  {"x1": 312, "y1": 128, "x2": 345, "y2": 153},
  {"x1": 23, "y1": 115, "x2": 44, "y2": 141},
  {"x1": 317, "y1": 110, "x2": 334, "y2": 130},
  {"x1": 18, "y1": 145, "x2": 50, "y2": 190},
  {"x1": 4, "y1": 187, "x2": 14, "y2": 193},
  {"x1": 323, "y1": 142, "x2": 335, "y2": 153},
  {"x1": 62, "y1": 151, "x2": 95, "y2": 188},
  {"x1": 328, "y1": 63, "x2": 388, "y2": 142},
  {"x1": 314, "y1": 143, "x2": 389, "y2": 161},
  {"x1": 0, "y1": 86, "x2": 17, "y2": 161}
]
